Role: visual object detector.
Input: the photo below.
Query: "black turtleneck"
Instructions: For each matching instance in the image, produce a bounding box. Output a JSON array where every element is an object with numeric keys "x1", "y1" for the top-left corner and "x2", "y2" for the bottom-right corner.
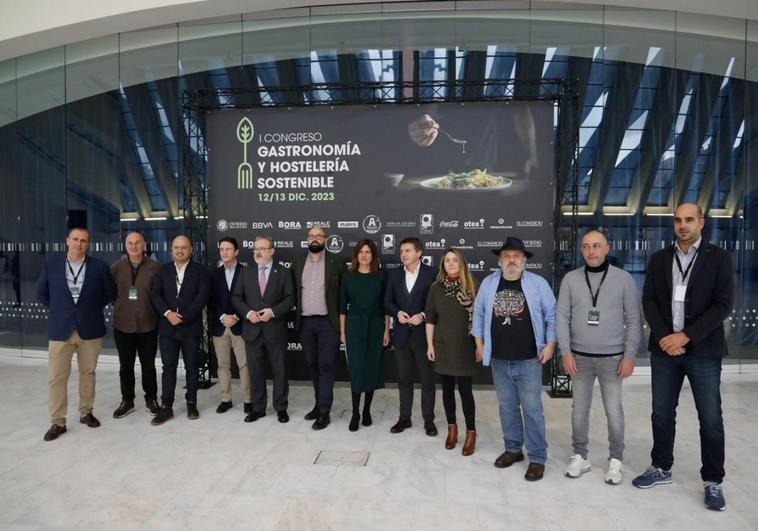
[{"x1": 585, "y1": 261, "x2": 609, "y2": 273}]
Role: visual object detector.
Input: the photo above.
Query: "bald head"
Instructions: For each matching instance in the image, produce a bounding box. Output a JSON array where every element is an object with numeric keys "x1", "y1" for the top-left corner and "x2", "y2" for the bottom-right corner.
[
  {"x1": 172, "y1": 235, "x2": 192, "y2": 265},
  {"x1": 674, "y1": 203, "x2": 704, "y2": 250},
  {"x1": 125, "y1": 232, "x2": 146, "y2": 263}
]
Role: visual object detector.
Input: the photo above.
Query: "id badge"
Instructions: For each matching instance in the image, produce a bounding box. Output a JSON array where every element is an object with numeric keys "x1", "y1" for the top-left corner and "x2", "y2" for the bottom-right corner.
[
  {"x1": 674, "y1": 284, "x2": 687, "y2": 302},
  {"x1": 70, "y1": 286, "x2": 80, "y2": 297},
  {"x1": 587, "y1": 310, "x2": 600, "y2": 325},
  {"x1": 128, "y1": 287, "x2": 138, "y2": 301}
]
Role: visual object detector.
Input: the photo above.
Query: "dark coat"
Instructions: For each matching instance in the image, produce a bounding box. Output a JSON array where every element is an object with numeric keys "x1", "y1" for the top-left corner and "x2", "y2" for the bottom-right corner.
[
  {"x1": 383, "y1": 263, "x2": 436, "y2": 349},
  {"x1": 150, "y1": 260, "x2": 211, "y2": 338},
  {"x1": 642, "y1": 242, "x2": 734, "y2": 357},
  {"x1": 231, "y1": 262, "x2": 295, "y2": 343},
  {"x1": 292, "y1": 253, "x2": 345, "y2": 332},
  {"x1": 209, "y1": 263, "x2": 244, "y2": 337},
  {"x1": 36, "y1": 255, "x2": 116, "y2": 341}
]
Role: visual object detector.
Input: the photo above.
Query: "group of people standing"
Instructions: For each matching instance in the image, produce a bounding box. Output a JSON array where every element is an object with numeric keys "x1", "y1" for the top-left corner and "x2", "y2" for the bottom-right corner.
[{"x1": 35, "y1": 202, "x2": 732, "y2": 512}]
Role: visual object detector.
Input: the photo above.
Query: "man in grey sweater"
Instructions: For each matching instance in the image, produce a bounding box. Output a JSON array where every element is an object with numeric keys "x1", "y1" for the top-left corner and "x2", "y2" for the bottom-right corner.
[{"x1": 556, "y1": 228, "x2": 641, "y2": 484}]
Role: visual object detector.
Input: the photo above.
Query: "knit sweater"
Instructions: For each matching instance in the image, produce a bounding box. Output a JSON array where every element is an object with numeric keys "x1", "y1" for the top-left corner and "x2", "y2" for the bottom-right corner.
[{"x1": 556, "y1": 263, "x2": 641, "y2": 358}]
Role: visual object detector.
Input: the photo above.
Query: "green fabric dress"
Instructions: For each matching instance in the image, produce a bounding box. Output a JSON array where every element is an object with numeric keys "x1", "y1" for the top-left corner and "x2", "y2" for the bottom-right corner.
[{"x1": 339, "y1": 271, "x2": 386, "y2": 393}]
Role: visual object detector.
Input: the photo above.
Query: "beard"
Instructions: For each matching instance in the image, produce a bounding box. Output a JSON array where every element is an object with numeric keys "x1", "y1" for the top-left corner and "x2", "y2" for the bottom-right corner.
[
  {"x1": 308, "y1": 242, "x2": 325, "y2": 253},
  {"x1": 502, "y1": 264, "x2": 525, "y2": 280}
]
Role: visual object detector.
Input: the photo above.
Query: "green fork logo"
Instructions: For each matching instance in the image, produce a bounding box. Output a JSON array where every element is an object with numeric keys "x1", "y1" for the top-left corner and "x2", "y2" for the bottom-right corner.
[{"x1": 236, "y1": 117, "x2": 254, "y2": 189}]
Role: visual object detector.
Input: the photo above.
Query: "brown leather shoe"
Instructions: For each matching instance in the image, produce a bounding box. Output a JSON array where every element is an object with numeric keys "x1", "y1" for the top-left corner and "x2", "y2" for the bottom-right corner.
[
  {"x1": 494, "y1": 451, "x2": 525, "y2": 468},
  {"x1": 43, "y1": 424, "x2": 66, "y2": 441},
  {"x1": 445, "y1": 425, "x2": 458, "y2": 449},
  {"x1": 525, "y1": 462, "x2": 545, "y2": 481},
  {"x1": 462, "y1": 430, "x2": 477, "y2": 456},
  {"x1": 424, "y1": 421, "x2": 438, "y2": 437}
]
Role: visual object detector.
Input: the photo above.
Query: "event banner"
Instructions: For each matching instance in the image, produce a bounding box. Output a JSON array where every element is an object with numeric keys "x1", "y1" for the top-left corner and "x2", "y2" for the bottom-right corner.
[{"x1": 207, "y1": 101, "x2": 556, "y2": 279}]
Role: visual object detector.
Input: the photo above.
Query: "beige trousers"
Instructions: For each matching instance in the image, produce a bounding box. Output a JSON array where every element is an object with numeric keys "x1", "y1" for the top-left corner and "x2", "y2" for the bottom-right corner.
[
  {"x1": 212, "y1": 327, "x2": 250, "y2": 403},
  {"x1": 48, "y1": 331, "x2": 102, "y2": 426}
]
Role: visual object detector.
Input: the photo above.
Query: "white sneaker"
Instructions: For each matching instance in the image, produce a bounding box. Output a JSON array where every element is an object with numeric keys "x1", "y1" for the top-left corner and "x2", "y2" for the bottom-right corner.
[
  {"x1": 605, "y1": 458, "x2": 623, "y2": 485},
  {"x1": 565, "y1": 454, "x2": 591, "y2": 478}
]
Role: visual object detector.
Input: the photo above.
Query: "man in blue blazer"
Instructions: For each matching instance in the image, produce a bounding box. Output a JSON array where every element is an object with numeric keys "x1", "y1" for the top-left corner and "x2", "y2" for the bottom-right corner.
[
  {"x1": 232, "y1": 235, "x2": 295, "y2": 423},
  {"x1": 634, "y1": 203, "x2": 734, "y2": 512},
  {"x1": 209, "y1": 237, "x2": 251, "y2": 415},
  {"x1": 149, "y1": 235, "x2": 211, "y2": 425},
  {"x1": 384, "y1": 237, "x2": 438, "y2": 436},
  {"x1": 36, "y1": 227, "x2": 116, "y2": 441}
]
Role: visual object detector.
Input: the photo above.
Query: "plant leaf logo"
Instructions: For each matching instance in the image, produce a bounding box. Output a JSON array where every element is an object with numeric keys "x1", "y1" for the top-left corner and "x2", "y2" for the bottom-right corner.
[{"x1": 236, "y1": 117, "x2": 254, "y2": 189}]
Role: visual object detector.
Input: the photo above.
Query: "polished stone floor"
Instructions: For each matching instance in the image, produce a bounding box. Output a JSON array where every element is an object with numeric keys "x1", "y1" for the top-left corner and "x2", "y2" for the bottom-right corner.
[{"x1": 0, "y1": 355, "x2": 756, "y2": 530}]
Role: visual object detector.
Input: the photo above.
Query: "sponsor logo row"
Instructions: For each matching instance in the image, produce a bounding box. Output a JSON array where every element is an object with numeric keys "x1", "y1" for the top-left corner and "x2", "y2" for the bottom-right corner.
[{"x1": 218, "y1": 215, "x2": 545, "y2": 233}]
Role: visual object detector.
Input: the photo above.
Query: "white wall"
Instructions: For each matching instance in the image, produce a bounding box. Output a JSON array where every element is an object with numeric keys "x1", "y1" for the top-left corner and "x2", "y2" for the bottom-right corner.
[{"x1": 0, "y1": 0, "x2": 756, "y2": 62}]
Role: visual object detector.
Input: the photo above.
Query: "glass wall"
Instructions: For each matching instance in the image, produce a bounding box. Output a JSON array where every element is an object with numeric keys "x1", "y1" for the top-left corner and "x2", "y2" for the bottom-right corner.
[{"x1": 0, "y1": 2, "x2": 756, "y2": 366}]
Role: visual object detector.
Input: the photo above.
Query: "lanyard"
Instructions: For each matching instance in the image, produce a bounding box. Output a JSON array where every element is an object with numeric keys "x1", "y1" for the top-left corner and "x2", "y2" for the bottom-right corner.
[
  {"x1": 130, "y1": 261, "x2": 142, "y2": 287},
  {"x1": 674, "y1": 245, "x2": 699, "y2": 282},
  {"x1": 584, "y1": 266, "x2": 608, "y2": 309},
  {"x1": 67, "y1": 260, "x2": 84, "y2": 285}
]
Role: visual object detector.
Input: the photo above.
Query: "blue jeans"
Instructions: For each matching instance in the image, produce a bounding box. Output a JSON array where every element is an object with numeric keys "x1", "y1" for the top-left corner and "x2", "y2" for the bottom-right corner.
[
  {"x1": 650, "y1": 353, "x2": 724, "y2": 482},
  {"x1": 491, "y1": 358, "x2": 548, "y2": 464}
]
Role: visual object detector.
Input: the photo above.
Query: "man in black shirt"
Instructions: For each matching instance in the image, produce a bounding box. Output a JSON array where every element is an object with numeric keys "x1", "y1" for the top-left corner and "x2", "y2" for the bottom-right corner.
[{"x1": 472, "y1": 237, "x2": 557, "y2": 481}]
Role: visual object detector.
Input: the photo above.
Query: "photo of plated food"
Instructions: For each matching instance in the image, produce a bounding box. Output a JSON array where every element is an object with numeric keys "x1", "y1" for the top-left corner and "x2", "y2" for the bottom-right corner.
[{"x1": 419, "y1": 169, "x2": 513, "y2": 191}]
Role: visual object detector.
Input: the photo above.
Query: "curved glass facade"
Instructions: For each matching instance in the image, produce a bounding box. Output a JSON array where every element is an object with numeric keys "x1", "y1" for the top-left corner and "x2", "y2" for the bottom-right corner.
[{"x1": 0, "y1": 3, "x2": 757, "y2": 365}]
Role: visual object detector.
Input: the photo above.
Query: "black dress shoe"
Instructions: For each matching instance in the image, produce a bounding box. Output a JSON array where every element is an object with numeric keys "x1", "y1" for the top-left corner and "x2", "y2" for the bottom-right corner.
[
  {"x1": 390, "y1": 418, "x2": 412, "y2": 433},
  {"x1": 312, "y1": 413, "x2": 330, "y2": 430},
  {"x1": 80, "y1": 413, "x2": 101, "y2": 428},
  {"x1": 113, "y1": 401, "x2": 135, "y2": 419},
  {"x1": 187, "y1": 401, "x2": 199, "y2": 420},
  {"x1": 424, "y1": 421, "x2": 438, "y2": 437},
  {"x1": 277, "y1": 410, "x2": 289, "y2": 423},
  {"x1": 146, "y1": 399, "x2": 161, "y2": 416},
  {"x1": 151, "y1": 406, "x2": 174, "y2": 426},
  {"x1": 349, "y1": 413, "x2": 360, "y2": 432},
  {"x1": 362, "y1": 411, "x2": 372, "y2": 427},
  {"x1": 244, "y1": 410, "x2": 266, "y2": 423},
  {"x1": 304, "y1": 406, "x2": 319, "y2": 421},
  {"x1": 43, "y1": 424, "x2": 66, "y2": 441},
  {"x1": 244, "y1": 402, "x2": 253, "y2": 414},
  {"x1": 216, "y1": 401, "x2": 233, "y2": 414}
]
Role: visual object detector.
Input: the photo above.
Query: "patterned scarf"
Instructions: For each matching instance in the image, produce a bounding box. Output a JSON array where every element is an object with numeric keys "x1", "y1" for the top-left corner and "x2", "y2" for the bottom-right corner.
[{"x1": 441, "y1": 276, "x2": 474, "y2": 333}]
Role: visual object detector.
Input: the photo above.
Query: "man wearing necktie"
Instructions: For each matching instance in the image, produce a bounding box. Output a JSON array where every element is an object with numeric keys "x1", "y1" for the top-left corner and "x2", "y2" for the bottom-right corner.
[{"x1": 232, "y1": 235, "x2": 295, "y2": 423}]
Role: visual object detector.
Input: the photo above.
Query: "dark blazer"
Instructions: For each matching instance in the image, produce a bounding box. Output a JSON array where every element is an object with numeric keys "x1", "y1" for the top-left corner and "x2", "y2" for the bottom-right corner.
[
  {"x1": 384, "y1": 262, "x2": 436, "y2": 349},
  {"x1": 150, "y1": 260, "x2": 211, "y2": 338},
  {"x1": 209, "y1": 262, "x2": 244, "y2": 337},
  {"x1": 231, "y1": 262, "x2": 295, "y2": 343},
  {"x1": 642, "y1": 242, "x2": 734, "y2": 358},
  {"x1": 292, "y1": 253, "x2": 345, "y2": 332},
  {"x1": 36, "y1": 255, "x2": 116, "y2": 341}
]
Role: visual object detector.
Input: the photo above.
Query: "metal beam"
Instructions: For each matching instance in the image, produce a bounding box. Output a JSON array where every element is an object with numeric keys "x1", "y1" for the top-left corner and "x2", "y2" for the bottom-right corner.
[
  {"x1": 629, "y1": 68, "x2": 689, "y2": 213},
  {"x1": 587, "y1": 61, "x2": 644, "y2": 212}
]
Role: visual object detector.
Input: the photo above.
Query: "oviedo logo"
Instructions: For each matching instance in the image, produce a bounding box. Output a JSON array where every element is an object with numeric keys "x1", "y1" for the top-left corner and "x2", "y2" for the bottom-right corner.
[{"x1": 236, "y1": 117, "x2": 254, "y2": 189}]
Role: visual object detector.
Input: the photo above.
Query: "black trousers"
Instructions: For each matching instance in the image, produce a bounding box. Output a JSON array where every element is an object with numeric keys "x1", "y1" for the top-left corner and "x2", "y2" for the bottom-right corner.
[
  {"x1": 395, "y1": 339, "x2": 436, "y2": 422},
  {"x1": 441, "y1": 375, "x2": 476, "y2": 430},
  {"x1": 114, "y1": 328, "x2": 158, "y2": 402},
  {"x1": 159, "y1": 334, "x2": 200, "y2": 406},
  {"x1": 246, "y1": 336, "x2": 289, "y2": 413},
  {"x1": 299, "y1": 316, "x2": 339, "y2": 414}
]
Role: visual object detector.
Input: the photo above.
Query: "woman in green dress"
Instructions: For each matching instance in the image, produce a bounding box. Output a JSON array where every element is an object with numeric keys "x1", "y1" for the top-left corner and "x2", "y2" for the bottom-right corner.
[
  {"x1": 339, "y1": 239, "x2": 390, "y2": 432},
  {"x1": 425, "y1": 248, "x2": 481, "y2": 455}
]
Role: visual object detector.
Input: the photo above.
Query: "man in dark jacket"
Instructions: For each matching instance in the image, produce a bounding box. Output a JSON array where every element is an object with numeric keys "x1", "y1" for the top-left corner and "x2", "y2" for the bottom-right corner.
[
  {"x1": 150, "y1": 235, "x2": 210, "y2": 425},
  {"x1": 232, "y1": 235, "x2": 295, "y2": 423},
  {"x1": 633, "y1": 203, "x2": 734, "y2": 512},
  {"x1": 292, "y1": 226, "x2": 345, "y2": 430},
  {"x1": 36, "y1": 227, "x2": 116, "y2": 441},
  {"x1": 384, "y1": 237, "x2": 437, "y2": 436},
  {"x1": 210, "y1": 237, "x2": 251, "y2": 415}
]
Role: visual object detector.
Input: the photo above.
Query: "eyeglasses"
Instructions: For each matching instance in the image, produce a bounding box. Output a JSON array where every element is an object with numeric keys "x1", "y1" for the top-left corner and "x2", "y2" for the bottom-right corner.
[
  {"x1": 253, "y1": 247, "x2": 272, "y2": 252},
  {"x1": 307, "y1": 234, "x2": 326, "y2": 240}
]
